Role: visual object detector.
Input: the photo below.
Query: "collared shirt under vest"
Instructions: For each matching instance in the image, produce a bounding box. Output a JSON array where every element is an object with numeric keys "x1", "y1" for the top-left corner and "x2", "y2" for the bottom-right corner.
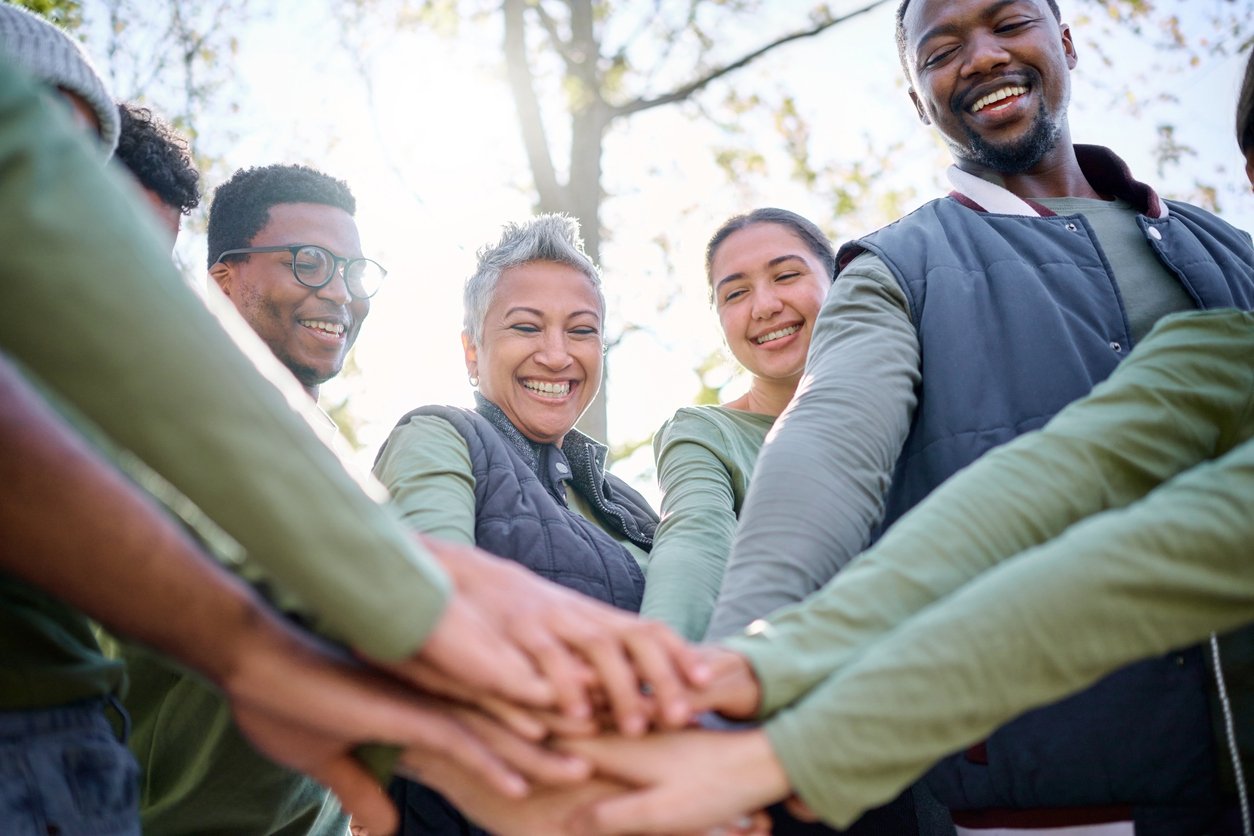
[{"x1": 837, "y1": 145, "x2": 1254, "y2": 831}]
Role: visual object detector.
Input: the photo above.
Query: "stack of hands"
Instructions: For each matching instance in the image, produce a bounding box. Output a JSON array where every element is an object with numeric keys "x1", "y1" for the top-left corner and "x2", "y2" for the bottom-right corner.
[{"x1": 221, "y1": 535, "x2": 801, "y2": 836}]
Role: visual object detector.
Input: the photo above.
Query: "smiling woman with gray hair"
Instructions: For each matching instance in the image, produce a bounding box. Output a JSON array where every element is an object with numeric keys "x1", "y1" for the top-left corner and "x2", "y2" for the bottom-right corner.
[{"x1": 373, "y1": 213, "x2": 657, "y2": 836}]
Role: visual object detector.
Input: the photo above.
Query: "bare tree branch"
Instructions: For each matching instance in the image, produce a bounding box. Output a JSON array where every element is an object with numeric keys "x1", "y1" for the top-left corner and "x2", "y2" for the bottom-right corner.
[
  {"x1": 338, "y1": 27, "x2": 428, "y2": 206},
  {"x1": 612, "y1": 0, "x2": 890, "y2": 119},
  {"x1": 503, "y1": 0, "x2": 565, "y2": 207},
  {"x1": 531, "y1": 0, "x2": 575, "y2": 70},
  {"x1": 608, "y1": 0, "x2": 664, "y2": 68}
]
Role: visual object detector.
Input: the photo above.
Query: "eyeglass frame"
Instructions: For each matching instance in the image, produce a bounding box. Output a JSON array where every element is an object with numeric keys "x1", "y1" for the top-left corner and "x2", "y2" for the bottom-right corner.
[{"x1": 213, "y1": 244, "x2": 387, "y2": 299}]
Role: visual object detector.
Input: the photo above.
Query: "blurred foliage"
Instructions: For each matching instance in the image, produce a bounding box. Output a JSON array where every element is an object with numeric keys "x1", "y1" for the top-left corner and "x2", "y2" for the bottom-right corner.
[
  {"x1": 335, "y1": 0, "x2": 894, "y2": 440},
  {"x1": 13, "y1": 0, "x2": 82, "y2": 29}
]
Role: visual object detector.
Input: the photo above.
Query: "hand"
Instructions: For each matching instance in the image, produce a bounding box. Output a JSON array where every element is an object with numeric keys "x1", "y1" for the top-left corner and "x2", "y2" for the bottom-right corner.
[
  {"x1": 414, "y1": 536, "x2": 711, "y2": 734},
  {"x1": 396, "y1": 702, "x2": 591, "y2": 789},
  {"x1": 424, "y1": 759, "x2": 772, "y2": 836},
  {"x1": 688, "y1": 645, "x2": 762, "y2": 721},
  {"x1": 557, "y1": 728, "x2": 792, "y2": 835},
  {"x1": 223, "y1": 612, "x2": 550, "y2": 836},
  {"x1": 392, "y1": 588, "x2": 560, "y2": 713},
  {"x1": 424, "y1": 760, "x2": 631, "y2": 836}
]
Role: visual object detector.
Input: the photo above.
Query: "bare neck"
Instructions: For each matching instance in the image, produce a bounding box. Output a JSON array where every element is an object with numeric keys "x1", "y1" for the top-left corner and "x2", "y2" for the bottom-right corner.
[{"x1": 723, "y1": 375, "x2": 798, "y2": 418}]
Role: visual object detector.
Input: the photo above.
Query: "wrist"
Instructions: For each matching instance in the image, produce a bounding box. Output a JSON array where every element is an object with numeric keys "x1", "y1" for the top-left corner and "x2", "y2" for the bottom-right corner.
[
  {"x1": 214, "y1": 596, "x2": 306, "y2": 700},
  {"x1": 694, "y1": 645, "x2": 762, "y2": 718},
  {"x1": 730, "y1": 728, "x2": 793, "y2": 810}
]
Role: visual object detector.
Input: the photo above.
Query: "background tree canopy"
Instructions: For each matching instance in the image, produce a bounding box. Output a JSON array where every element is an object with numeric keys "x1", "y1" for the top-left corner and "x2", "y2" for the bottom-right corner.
[{"x1": 31, "y1": 0, "x2": 1254, "y2": 489}]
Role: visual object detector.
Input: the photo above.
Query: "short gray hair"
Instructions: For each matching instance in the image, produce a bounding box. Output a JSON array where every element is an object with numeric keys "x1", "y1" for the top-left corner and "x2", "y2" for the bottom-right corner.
[{"x1": 463, "y1": 214, "x2": 604, "y2": 345}]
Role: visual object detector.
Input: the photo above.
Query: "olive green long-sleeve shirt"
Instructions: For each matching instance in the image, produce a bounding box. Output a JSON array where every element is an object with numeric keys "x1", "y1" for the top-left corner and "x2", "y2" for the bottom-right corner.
[
  {"x1": 724, "y1": 309, "x2": 1254, "y2": 828},
  {"x1": 641, "y1": 406, "x2": 774, "y2": 641},
  {"x1": 0, "y1": 54, "x2": 448, "y2": 683},
  {"x1": 708, "y1": 197, "x2": 1198, "y2": 640}
]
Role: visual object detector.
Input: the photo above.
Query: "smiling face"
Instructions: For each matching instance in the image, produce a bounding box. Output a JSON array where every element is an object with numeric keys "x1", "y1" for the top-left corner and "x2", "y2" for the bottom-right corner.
[
  {"x1": 903, "y1": 0, "x2": 1076, "y2": 177},
  {"x1": 210, "y1": 202, "x2": 369, "y2": 399},
  {"x1": 463, "y1": 261, "x2": 604, "y2": 446},
  {"x1": 711, "y1": 223, "x2": 831, "y2": 389}
]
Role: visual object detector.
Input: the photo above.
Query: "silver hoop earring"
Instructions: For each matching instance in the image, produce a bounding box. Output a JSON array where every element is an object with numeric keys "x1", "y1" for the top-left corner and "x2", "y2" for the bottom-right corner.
[{"x1": 468, "y1": 374, "x2": 480, "y2": 387}]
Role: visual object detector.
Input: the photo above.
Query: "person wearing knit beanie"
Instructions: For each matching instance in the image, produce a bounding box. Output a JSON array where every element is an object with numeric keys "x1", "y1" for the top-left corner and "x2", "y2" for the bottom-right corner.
[{"x1": 0, "y1": 1, "x2": 119, "y2": 153}]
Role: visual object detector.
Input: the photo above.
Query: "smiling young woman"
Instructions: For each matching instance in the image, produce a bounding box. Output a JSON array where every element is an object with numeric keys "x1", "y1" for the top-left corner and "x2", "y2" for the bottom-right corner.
[{"x1": 640, "y1": 208, "x2": 834, "y2": 643}]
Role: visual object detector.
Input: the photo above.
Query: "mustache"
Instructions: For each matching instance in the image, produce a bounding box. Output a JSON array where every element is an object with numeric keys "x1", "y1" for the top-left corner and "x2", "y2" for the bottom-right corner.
[{"x1": 950, "y1": 68, "x2": 1041, "y2": 116}]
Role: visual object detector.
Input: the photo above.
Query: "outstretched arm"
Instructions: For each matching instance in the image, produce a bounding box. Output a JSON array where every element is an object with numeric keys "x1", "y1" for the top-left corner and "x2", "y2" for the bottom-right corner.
[
  {"x1": 564, "y1": 430, "x2": 1254, "y2": 835},
  {"x1": 0, "y1": 353, "x2": 547, "y2": 835},
  {"x1": 706, "y1": 258, "x2": 920, "y2": 639},
  {"x1": 0, "y1": 58, "x2": 447, "y2": 661},
  {"x1": 641, "y1": 410, "x2": 743, "y2": 641},
  {"x1": 724, "y1": 309, "x2": 1254, "y2": 714},
  {"x1": 766, "y1": 430, "x2": 1254, "y2": 828}
]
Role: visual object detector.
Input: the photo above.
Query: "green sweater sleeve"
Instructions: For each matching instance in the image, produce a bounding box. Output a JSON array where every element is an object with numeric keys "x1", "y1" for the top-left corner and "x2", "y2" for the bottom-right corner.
[
  {"x1": 641, "y1": 409, "x2": 742, "y2": 640},
  {"x1": 0, "y1": 59, "x2": 448, "y2": 661},
  {"x1": 707, "y1": 255, "x2": 920, "y2": 639},
  {"x1": 726, "y1": 309, "x2": 1254, "y2": 714},
  {"x1": 373, "y1": 415, "x2": 477, "y2": 546},
  {"x1": 765, "y1": 432, "x2": 1254, "y2": 828}
]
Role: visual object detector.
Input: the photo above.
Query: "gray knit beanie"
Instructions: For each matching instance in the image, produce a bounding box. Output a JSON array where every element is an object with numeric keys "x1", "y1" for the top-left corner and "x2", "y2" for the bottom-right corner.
[{"x1": 0, "y1": 2, "x2": 119, "y2": 154}]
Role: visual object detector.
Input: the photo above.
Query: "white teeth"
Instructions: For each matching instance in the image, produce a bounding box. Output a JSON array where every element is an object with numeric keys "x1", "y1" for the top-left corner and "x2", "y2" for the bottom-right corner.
[
  {"x1": 971, "y1": 85, "x2": 1027, "y2": 113},
  {"x1": 523, "y1": 380, "x2": 571, "y2": 397},
  {"x1": 755, "y1": 325, "x2": 800, "y2": 345},
  {"x1": 300, "y1": 320, "x2": 345, "y2": 336}
]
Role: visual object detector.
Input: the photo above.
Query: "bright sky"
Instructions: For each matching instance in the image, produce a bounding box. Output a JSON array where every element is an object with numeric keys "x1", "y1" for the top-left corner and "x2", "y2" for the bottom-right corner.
[{"x1": 83, "y1": 0, "x2": 1254, "y2": 497}]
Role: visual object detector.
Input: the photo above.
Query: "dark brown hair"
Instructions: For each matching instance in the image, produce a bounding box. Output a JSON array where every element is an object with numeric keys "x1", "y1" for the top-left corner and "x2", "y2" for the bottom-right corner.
[{"x1": 705, "y1": 208, "x2": 836, "y2": 301}]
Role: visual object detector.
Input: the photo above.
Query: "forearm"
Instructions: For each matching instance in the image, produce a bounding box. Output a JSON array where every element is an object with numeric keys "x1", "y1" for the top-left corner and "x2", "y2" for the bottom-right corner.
[
  {"x1": 641, "y1": 436, "x2": 739, "y2": 641},
  {"x1": 0, "y1": 68, "x2": 447, "y2": 659},
  {"x1": 0, "y1": 352, "x2": 286, "y2": 688},
  {"x1": 764, "y1": 438, "x2": 1254, "y2": 828},
  {"x1": 706, "y1": 262, "x2": 919, "y2": 639},
  {"x1": 727, "y1": 308, "x2": 1254, "y2": 713}
]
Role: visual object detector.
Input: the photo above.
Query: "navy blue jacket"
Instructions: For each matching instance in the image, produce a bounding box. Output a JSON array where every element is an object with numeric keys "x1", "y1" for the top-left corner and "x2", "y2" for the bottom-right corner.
[
  {"x1": 379, "y1": 397, "x2": 653, "y2": 836},
  {"x1": 838, "y1": 146, "x2": 1254, "y2": 830},
  {"x1": 376, "y1": 397, "x2": 650, "y2": 611}
]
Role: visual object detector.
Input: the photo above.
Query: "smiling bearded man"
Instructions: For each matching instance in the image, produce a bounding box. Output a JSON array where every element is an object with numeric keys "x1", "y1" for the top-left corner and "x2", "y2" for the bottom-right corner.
[{"x1": 706, "y1": 1, "x2": 1254, "y2": 835}]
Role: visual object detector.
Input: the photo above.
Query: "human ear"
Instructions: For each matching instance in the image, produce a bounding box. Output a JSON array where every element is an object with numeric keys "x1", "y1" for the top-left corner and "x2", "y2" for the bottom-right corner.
[
  {"x1": 461, "y1": 330, "x2": 478, "y2": 378},
  {"x1": 1060, "y1": 22, "x2": 1078, "y2": 70},
  {"x1": 208, "y1": 261, "x2": 233, "y2": 296},
  {"x1": 908, "y1": 87, "x2": 931, "y2": 125}
]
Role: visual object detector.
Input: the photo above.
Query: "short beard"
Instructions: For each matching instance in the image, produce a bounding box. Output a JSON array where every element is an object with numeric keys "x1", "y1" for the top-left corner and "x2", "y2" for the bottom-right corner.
[{"x1": 962, "y1": 99, "x2": 1061, "y2": 174}]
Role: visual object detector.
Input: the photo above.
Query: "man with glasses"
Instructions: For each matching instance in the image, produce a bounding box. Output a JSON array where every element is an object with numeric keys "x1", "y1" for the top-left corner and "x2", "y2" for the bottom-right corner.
[
  {"x1": 105, "y1": 163, "x2": 388, "y2": 836},
  {"x1": 208, "y1": 163, "x2": 385, "y2": 403}
]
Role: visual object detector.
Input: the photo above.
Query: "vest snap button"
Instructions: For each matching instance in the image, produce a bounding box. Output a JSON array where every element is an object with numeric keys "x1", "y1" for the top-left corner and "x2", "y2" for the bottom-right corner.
[
  {"x1": 1064, "y1": 222, "x2": 1078, "y2": 232},
  {"x1": 1148, "y1": 226, "x2": 1163, "y2": 241},
  {"x1": 1109, "y1": 341, "x2": 1122, "y2": 353},
  {"x1": 555, "y1": 461, "x2": 569, "y2": 474}
]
